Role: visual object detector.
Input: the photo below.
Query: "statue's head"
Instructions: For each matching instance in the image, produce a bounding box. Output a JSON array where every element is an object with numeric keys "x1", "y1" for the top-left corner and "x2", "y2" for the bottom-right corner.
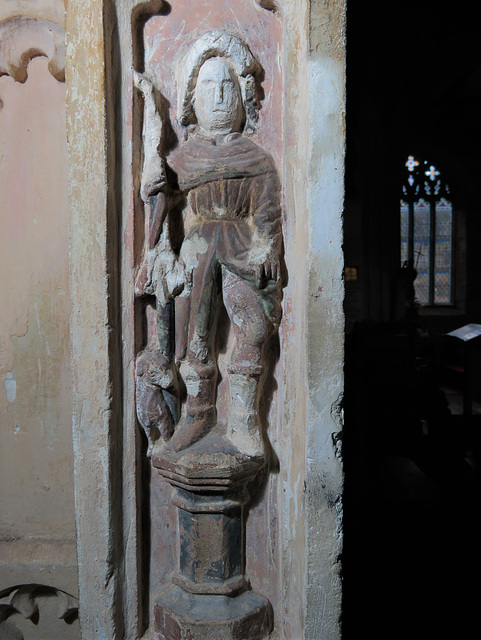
[
  {"x1": 177, "y1": 32, "x2": 262, "y2": 133},
  {"x1": 193, "y1": 57, "x2": 244, "y2": 135}
]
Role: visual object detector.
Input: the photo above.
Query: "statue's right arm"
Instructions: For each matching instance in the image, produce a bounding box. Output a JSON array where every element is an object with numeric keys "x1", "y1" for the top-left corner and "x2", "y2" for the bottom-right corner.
[{"x1": 133, "y1": 70, "x2": 166, "y2": 203}]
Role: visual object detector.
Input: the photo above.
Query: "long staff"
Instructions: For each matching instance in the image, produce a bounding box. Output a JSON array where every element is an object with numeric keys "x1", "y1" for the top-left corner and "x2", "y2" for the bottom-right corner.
[{"x1": 133, "y1": 70, "x2": 181, "y2": 430}]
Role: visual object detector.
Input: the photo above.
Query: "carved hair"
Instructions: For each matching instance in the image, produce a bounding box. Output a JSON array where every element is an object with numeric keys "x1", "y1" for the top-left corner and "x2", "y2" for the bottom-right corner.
[{"x1": 177, "y1": 31, "x2": 262, "y2": 132}]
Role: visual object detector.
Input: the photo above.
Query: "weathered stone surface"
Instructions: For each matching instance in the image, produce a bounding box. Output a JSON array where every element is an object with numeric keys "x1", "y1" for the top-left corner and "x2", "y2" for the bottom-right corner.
[
  {"x1": 0, "y1": 8, "x2": 79, "y2": 640},
  {"x1": 0, "y1": 5, "x2": 78, "y2": 638},
  {"x1": 66, "y1": 1, "x2": 346, "y2": 638},
  {"x1": 66, "y1": 0, "x2": 126, "y2": 636},
  {"x1": 0, "y1": 53, "x2": 74, "y2": 545}
]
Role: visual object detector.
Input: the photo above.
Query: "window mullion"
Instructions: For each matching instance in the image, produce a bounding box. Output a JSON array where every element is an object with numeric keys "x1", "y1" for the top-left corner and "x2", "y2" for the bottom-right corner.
[
  {"x1": 408, "y1": 200, "x2": 414, "y2": 263},
  {"x1": 429, "y1": 198, "x2": 436, "y2": 305}
]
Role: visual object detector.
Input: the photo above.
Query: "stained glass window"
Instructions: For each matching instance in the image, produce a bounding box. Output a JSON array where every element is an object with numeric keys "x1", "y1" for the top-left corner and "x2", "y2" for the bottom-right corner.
[{"x1": 401, "y1": 156, "x2": 453, "y2": 306}]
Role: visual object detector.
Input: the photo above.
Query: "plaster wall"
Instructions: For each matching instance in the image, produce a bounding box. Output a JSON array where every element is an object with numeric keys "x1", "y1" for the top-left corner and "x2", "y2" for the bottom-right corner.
[
  {"x1": 0, "y1": 53, "x2": 77, "y2": 571},
  {"x1": 0, "y1": 0, "x2": 77, "y2": 609}
]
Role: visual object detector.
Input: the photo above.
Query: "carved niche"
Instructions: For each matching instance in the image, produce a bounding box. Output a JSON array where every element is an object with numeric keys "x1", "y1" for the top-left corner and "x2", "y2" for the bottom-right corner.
[{"x1": 133, "y1": 26, "x2": 284, "y2": 640}]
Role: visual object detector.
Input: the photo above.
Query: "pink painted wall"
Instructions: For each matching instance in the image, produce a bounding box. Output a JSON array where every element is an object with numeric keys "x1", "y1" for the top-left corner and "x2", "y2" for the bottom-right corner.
[{"x1": 142, "y1": 1, "x2": 285, "y2": 628}]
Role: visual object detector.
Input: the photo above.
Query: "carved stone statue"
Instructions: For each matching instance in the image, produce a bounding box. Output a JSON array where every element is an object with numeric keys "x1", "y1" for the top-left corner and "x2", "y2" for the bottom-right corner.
[
  {"x1": 134, "y1": 31, "x2": 283, "y2": 461},
  {"x1": 134, "y1": 31, "x2": 281, "y2": 639}
]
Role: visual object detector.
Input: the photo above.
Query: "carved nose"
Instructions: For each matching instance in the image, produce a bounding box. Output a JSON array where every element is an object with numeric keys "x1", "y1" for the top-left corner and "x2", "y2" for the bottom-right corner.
[{"x1": 215, "y1": 84, "x2": 223, "y2": 103}]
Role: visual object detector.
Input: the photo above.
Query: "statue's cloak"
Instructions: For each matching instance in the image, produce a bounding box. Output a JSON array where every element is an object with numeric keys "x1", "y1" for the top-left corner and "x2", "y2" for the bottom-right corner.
[{"x1": 167, "y1": 132, "x2": 275, "y2": 189}]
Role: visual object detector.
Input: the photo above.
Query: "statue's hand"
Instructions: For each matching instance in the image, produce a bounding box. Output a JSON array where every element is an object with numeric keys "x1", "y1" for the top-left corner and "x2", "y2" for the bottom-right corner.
[
  {"x1": 141, "y1": 175, "x2": 166, "y2": 203},
  {"x1": 143, "y1": 228, "x2": 192, "y2": 306},
  {"x1": 255, "y1": 255, "x2": 280, "y2": 289},
  {"x1": 249, "y1": 230, "x2": 281, "y2": 289},
  {"x1": 135, "y1": 258, "x2": 151, "y2": 297}
]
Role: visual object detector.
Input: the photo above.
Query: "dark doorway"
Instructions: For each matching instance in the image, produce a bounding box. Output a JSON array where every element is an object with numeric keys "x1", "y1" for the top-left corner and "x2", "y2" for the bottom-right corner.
[{"x1": 343, "y1": 3, "x2": 481, "y2": 638}]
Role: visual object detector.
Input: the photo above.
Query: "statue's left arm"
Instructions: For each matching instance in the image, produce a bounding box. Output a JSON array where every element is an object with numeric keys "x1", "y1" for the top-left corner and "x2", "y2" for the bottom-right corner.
[{"x1": 248, "y1": 169, "x2": 283, "y2": 288}]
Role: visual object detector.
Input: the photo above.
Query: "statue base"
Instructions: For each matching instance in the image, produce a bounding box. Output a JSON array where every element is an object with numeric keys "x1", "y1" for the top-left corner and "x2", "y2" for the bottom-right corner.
[
  {"x1": 154, "y1": 585, "x2": 272, "y2": 640},
  {"x1": 151, "y1": 428, "x2": 272, "y2": 640}
]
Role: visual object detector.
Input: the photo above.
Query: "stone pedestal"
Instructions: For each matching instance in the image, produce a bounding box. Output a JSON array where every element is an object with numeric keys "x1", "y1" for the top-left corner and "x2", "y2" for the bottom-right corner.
[{"x1": 151, "y1": 431, "x2": 272, "y2": 640}]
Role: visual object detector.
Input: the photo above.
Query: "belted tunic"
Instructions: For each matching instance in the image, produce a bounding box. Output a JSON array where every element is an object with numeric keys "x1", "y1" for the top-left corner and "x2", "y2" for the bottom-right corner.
[{"x1": 167, "y1": 130, "x2": 283, "y2": 363}]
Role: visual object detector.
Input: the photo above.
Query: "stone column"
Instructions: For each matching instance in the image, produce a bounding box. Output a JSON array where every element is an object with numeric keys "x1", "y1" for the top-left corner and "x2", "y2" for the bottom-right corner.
[
  {"x1": 66, "y1": 2, "x2": 346, "y2": 639},
  {"x1": 66, "y1": 0, "x2": 126, "y2": 636}
]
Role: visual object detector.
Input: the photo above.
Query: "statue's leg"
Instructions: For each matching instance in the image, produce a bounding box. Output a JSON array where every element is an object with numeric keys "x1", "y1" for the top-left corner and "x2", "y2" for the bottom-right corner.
[
  {"x1": 168, "y1": 244, "x2": 219, "y2": 452},
  {"x1": 222, "y1": 271, "x2": 271, "y2": 458}
]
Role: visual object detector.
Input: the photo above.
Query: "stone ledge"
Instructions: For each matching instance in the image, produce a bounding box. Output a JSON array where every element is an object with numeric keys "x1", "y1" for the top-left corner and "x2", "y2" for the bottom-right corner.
[{"x1": 0, "y1": 537, "x2": 78, "y2": 596}]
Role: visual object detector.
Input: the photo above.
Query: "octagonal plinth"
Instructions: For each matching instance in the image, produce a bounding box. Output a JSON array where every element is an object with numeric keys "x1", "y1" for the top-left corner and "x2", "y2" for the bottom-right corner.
[
  {"x1": 151, "y1": 429, "x2": 264, "y2": 493},
  {"x1": 151, "y1": 430, "x2": 272, "y2": 640},
  {"x1": 154, "y1": 585, "x2": 272, "y2": 640}
]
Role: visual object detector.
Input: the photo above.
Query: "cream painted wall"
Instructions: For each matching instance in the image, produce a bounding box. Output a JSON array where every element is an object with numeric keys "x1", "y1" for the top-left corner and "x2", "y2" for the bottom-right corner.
[
  {"x1": 0, "y1": 55, "x2": 76, "y2": 560},
  {"x1": 0, "y1": 0, "x2": 65, "y2": 24}
]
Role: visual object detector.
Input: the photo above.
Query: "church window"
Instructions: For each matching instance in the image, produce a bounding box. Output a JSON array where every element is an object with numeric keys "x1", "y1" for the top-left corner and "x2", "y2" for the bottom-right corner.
[{"x1": 400, "y1": 156, "x2": 453, "y2": 305}]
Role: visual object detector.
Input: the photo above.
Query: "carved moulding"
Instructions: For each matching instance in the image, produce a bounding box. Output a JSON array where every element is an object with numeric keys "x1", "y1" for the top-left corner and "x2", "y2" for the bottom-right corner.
[
  {"x1": 0, "y1": 16, "x2": 65, "y2": 84},
  {"x1": 0, "y1": 584, "x2": 79, "y2": 639}
]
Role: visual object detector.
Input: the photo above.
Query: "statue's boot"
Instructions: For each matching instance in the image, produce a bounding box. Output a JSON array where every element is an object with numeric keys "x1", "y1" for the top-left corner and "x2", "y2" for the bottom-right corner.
[
  {"x1": 168, "y1": 362, "x2": 217, "y2": 453},
  {"x1": 226, "y1": 364, "x2": 264, "y2": 459}
]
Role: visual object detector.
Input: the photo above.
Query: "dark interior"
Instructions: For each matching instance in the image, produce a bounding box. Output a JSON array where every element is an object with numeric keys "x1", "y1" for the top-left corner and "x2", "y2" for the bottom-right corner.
[{"x1": 343, "y1": 3, "x2": 481, "y2": 638}]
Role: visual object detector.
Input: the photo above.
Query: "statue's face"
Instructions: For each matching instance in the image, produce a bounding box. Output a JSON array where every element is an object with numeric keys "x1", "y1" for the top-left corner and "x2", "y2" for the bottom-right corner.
[{"x1": 193, "y1": 58, "x2": 244, "y2": 134}]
